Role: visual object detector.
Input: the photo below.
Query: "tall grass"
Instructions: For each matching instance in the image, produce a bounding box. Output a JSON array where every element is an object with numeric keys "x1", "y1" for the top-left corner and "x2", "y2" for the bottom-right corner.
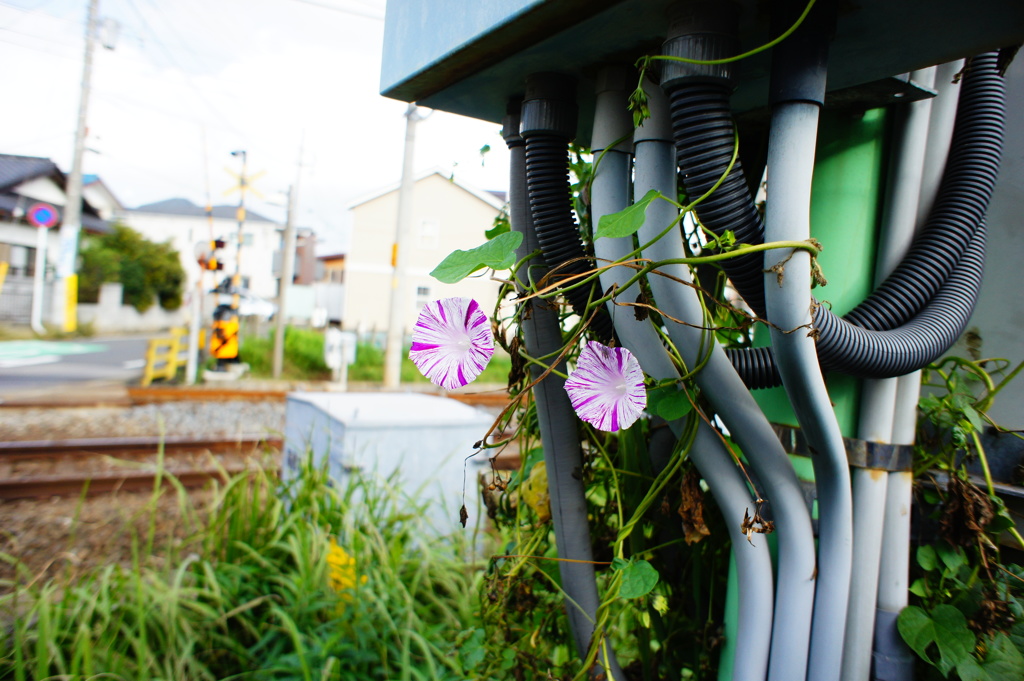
[
  {"x1": 239, "y1": 328, "x2": 512, "y2": 386},
  {"x1": 0, "y1": 456, "x2": 486, "y2": 680},
  {"x1": 239, "y1": 327, "x2": 332, "y2": 380}
]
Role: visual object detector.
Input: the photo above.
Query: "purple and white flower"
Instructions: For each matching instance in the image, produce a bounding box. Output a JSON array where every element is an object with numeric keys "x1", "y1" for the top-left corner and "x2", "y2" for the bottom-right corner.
[
  {"x1": 564, "y1": 341, "x2": 647, "y2": 432},
  {"x1": 409, "y1": 297, "x2": 494, "y2": 390}
]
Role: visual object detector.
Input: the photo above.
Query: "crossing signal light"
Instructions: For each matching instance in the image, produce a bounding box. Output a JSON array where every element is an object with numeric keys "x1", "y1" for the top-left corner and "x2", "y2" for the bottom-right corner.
[{"x1": 207, "y1": 239, "x2": 226, "y2": 270}]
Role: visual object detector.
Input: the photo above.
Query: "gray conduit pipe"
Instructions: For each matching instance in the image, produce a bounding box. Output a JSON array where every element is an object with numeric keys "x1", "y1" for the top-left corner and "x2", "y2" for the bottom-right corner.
[
  {"x1": 874, "y1": 60, "x2": 964, "y2": 681},
  {"x1": 503, "y1": 104, "x2": 627, "y2": 681},
  {"x1": 636, "y1": 79, "x2": 814, "y2": 681},
  {"x1": 915, "y1": 60, "x2": 967, "y2": 230},
  {"x1": 762, "y1": 4, "x2": 851, "y2": 680},
  {"x1": 841, "y1": 66, "x2": 937, "y2": 681},
  {"x1": 764, "y1": 102, "x2": 851, "y2": 681},
  {"x1": 591, "y1": 67, "x2": 773, "y2": 681}
]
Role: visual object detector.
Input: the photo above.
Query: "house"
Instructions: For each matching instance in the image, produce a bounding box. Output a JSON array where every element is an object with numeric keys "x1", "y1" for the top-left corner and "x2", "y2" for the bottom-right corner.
[
  {"x1": 82, "y1": 174, "x2": 124, "y2": 221},
  {"x1": 319, "y1": 252, "x2": 345, "y2": 284},
  {"x1": 342, "y1": 170, "x2": 506, "y2": 338},
  {"x1": 0, "y1": 154, "x2": 112, "y2": 325},
  {"x1": 294, "y1": 228, "x2": 318, "y2": 285},
  {"x1": 121, "y1": 198, "x2": 282, "y2": 302}
]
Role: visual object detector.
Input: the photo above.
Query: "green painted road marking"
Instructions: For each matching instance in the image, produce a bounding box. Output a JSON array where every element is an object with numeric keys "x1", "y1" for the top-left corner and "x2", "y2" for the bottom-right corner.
[{"x1": 0, "y1": 341, "x2": 106, "y2": 361}]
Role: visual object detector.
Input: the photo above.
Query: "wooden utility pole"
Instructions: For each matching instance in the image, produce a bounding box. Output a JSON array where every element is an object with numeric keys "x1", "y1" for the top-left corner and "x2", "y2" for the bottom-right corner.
[
  {"x1": 53, "y1": 0, "x2": 100, "y2": 332},
  {"x1": 273, "y1": 186, "x2": 298, "y2": 378},
  {"x1": 273, "y1": 142, "x2": 304, "y2": 378},
  {"x1": 383, "y1": 103, "x2": 421, "y2": 388}
]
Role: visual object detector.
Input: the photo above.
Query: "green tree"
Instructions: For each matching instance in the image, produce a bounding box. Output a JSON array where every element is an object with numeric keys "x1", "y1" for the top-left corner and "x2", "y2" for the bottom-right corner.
[{"x1": 78, "y1": 223, "x2": 185, "y2": 312}]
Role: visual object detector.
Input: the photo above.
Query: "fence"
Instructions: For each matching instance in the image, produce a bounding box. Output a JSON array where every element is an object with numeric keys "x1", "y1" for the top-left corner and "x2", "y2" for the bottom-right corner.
[{"x1": 141, "y1": 327, "x2": 206, "y2": 387}]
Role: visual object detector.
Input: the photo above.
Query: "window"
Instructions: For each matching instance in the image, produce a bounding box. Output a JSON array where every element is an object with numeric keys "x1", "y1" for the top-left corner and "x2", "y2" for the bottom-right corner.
[
  {"x1": 242, "y1": 233, "x2": 254, "y2": 246},
  {"x1": 329, "y1": 269, "x2": 344, "y2": 284},
  {"x1": 8, "y1": 245, "x2": 35, "y2": 277},
  {"x1": 415, "y1": 285, "x2": 431, "y2": 312},
  {"x1": 417, "y1": 219, "x2": 439, "y2": 249}
]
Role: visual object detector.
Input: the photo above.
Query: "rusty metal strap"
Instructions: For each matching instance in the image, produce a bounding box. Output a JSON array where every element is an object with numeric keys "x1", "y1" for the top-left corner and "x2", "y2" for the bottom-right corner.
[{"x1": 771, "y1": 424, "x2": 914, "y2": 472}]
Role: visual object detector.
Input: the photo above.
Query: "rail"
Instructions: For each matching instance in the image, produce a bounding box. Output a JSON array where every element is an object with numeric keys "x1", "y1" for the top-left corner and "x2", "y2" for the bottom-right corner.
[{"x1": 0, "y1": 434, "x2": 281, "y2": 500}]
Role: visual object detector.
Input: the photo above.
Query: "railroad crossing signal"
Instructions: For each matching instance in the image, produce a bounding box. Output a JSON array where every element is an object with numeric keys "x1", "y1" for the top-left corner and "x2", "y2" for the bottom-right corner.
[
  {"x1": 194, "y1": 239, "x2": 227, "y2": 271},
  {"x1": 223, "y1": 167, "x2": 266, "y2": 200}
]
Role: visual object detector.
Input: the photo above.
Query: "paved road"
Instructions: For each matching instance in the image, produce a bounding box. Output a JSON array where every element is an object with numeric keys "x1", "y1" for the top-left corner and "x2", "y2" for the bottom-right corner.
[{"x1": 0, "y1": 337, "x2": 151, "y2": 398}]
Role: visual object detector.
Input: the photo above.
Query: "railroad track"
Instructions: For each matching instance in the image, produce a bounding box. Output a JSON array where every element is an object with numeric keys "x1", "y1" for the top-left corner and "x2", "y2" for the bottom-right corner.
[
  {"x1": 0, "y1": 435, "x2": 282, "y2": 500},
  {"x1": 0, "y1": 386, "x2": 513, "y2": 410}
]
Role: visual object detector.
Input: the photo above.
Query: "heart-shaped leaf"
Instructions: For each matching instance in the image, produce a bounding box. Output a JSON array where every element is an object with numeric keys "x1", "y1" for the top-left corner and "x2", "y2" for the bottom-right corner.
[
  {"x1": 616, "y1": 558, "x2": 659, "y2": 599},
  {"x1": 431, "y1": 231, "x2": 523, "y2": 284},
  {"x1": 595, "y1": 189, "x2": 663, "y2": 240}
]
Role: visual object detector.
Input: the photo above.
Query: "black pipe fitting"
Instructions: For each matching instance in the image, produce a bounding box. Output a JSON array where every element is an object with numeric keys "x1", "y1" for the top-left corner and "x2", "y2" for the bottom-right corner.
[
  {"x1": 769, "y1": 0, "x2": 835, "y2": 106},
  {"x1": 502, "y1": 98, "x2": 525, "y2": 150},
  {"x1": 520, "y1": 72, "x2": 578, "y2": 139},
  {"x1": 660, "y1": 1, "x2": 739, "y2": 90}
]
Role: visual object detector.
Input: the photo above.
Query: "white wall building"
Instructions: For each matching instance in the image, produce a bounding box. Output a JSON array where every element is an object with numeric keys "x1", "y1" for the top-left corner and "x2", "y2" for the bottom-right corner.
[
  {"x1": 0, "y1": 154, "x2": 113, "y2": 325},
  {"x1": 121, "y1": 198, "x2": 282, "y2": 301},
  {"x1": 342, "y1": 170, "x2": 507, "y2": 337}
]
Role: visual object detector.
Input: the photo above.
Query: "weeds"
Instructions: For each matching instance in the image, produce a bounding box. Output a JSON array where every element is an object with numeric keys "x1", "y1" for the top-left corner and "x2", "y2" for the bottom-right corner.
[{"x1": 0, "y1": 455, "x2": 486, "y2": 680}]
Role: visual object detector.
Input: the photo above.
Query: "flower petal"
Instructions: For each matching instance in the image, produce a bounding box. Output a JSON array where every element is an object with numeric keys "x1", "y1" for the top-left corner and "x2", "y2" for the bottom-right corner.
[
  {"x1": 408, "y1": 297, "x2": 494, "y2": 390},
  {"x1": 564, "y1": 341, "x2": 647, "y2": 432}
]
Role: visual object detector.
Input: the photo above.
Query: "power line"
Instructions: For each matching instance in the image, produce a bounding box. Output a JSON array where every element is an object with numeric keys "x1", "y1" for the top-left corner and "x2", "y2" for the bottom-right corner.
[
  {"x1": 285, "y1": 0, "x2": 384, "y2": 21},
  {"x1": 120, "y1": 0, "x2": 243, "y2": 137},
  {"x1": 0, "y1": 31, "x2": 79, "y2": 58}
]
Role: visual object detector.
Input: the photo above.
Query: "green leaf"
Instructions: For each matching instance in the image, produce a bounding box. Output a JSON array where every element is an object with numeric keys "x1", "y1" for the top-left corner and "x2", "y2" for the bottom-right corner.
[
  {"x1": 485, "y1": 211, "x2": 510, "y2": 240},
  {"x1": 595, "y1": 189, "x2": 662, "y2": 240},
  {"x1": 936, "y1": 543, "x2": 967, "y2": 574},
  {"x1": 918, "y1": 544, "x2": 939, "y2": 572},
  {"x1": 989, "y1": 497, "x2": 1016, "y2": 532},
  {"x1": 963, "y1": 405, "x2": 985, "y2": 433},
  {"x1": 617, "y1": 559, "x2": 659, "y2": 599},
  {"x1": 646, "y1": 384, "x2": 694, "y2": 421},
  {"x1": 484, "y1": 223, "x2": 509, "y2": 240},
  {"x1": 909, "y1": 578, "x2": 930, "y2": 598},
  {"x1": 430, "y1": 231, "x2": 523, "y2": 283},
  {"x1": 457, "y1": 629, "x2": 487, "y2": 670},
  {"x1": 899, "y1": 605, "x2": 976, "y2": 676},
  {"x1": 978, "y1": 632, "x2": 1024, "y2": 678},
  {"x1": 956, "y1": 656, "x2": 988, "y2": 681}
]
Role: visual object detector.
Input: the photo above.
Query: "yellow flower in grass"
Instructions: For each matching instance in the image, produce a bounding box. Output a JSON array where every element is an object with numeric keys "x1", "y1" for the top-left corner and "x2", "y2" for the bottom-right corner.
[{"x1": 327, "y1": 537, "x2": 367, "y2": 600}]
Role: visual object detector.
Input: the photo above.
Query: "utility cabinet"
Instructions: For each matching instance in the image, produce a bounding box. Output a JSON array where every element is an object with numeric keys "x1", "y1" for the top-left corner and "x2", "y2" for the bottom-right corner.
[{"x1": 283, "y1": 392, "x2": 492, "y2": 531}]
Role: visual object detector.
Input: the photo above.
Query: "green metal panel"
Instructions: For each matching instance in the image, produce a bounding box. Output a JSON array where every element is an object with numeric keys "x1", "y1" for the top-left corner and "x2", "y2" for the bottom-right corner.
[{"x1": 754, "y1": 107, "x2": 889, "y2": 437}]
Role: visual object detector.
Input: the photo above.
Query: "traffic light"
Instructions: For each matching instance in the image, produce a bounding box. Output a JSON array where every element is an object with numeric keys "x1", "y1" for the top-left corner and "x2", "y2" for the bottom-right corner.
[{"x1": 207, "y1": 239, "x2": 226, "y2": 271}]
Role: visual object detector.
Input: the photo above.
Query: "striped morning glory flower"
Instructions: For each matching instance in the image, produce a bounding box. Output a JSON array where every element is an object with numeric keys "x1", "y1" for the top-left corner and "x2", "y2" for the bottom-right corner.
[
  {"x1": 564, "y1": 341, "x2": 647, "y2": 432},
  {"x1": 409, "y1": 297, "x2": 494, "y2": 390}
]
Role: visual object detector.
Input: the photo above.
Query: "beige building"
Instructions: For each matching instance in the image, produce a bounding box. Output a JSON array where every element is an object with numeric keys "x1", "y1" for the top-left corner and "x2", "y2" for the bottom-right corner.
[{"x1": 343, "y1": 171, "x2": 506, "y2": 336}]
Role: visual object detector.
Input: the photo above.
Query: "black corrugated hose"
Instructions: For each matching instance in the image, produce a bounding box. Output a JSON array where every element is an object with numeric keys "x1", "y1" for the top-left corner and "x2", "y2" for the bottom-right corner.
[
  {"x1": 522, "y1": 133, "x2": 617, "y2": 342},
  {"x1": 519, "y1": 72, "x2": 617, "y2": 343},
  {"x1": 665, "y1": 53, "x2": 1005, "y2": 384}
]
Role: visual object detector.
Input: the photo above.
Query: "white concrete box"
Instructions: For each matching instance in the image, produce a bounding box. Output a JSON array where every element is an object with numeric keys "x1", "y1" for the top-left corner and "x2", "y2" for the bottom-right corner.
[{"x1": 283, "y1": 392, "x2": 492, "y2": 531}]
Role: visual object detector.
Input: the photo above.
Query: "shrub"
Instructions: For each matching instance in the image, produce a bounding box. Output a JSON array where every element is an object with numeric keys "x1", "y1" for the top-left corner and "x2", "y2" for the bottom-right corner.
[{"x1": 78, "y1": 223, "x2": 185, "y2": 312}]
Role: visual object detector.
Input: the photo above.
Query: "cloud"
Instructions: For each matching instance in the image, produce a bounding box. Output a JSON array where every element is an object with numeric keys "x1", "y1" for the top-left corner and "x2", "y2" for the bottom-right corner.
[{"x1": 0, "y1": 0, "x2": 511, "y2": 249}]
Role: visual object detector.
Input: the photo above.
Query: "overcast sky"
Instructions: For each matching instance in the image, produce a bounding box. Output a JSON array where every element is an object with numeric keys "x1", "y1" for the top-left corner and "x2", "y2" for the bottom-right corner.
[{"x1": 0, "y1": 0, "x2": 512, "y2": 252}]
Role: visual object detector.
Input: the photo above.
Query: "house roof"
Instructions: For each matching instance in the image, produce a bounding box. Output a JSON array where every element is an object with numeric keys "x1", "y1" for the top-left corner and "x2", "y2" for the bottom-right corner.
[
  {"x1": 129, "y1": 197, "x2": 275, "y2": 222},
  {"x1": 0, "y1": 153, "x2": 110, "y2": 233},
  {"x1": 0, "y1": 154, "x2": 63, "y2": 192},
  {"x1": 346, "y1": 169, "x2": 507, "y2": 212}
]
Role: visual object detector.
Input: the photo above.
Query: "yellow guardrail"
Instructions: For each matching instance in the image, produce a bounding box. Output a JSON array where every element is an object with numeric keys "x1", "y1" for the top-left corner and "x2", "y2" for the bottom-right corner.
[{"x1": 141, "y1": 327, "x2": 207, "y2": 387}]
